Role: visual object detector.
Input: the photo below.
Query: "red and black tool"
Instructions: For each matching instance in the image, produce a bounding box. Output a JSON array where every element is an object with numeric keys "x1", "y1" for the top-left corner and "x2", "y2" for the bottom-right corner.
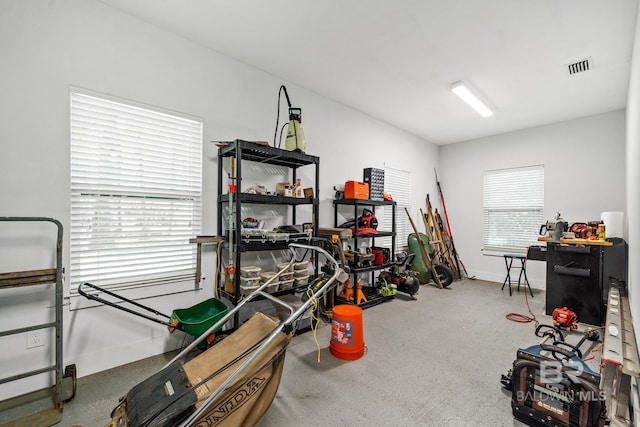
[
  {"x1": 552, "y1": 306, "x2": 579, "y2": 330},
  {"x1": 338, "y1": 208, "x2": 379, "y2": 235}
]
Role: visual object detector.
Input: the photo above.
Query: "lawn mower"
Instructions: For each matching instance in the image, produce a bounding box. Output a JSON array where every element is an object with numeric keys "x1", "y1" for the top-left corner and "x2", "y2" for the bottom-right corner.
[{"x1": 102, "y1": 243, "x2": 344, "y2": 427}]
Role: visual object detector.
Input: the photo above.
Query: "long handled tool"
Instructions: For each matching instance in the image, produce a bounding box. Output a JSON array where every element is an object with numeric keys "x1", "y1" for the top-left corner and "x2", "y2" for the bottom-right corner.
[
  {"x1": 424, "y1": 196, "x2": 459, "y2": 279},
  {"x1": 419, "y1": 206, "x2": 436, "y2": 243},
  {"x1": 434, "y1": 169, "x2": 471, "y2": 279},
  {"x1": 404, "y1": 208, "x2": 443, "y2": 289},
  {"x1": 420, "y1": 208, "x2": 441, "y2": 264},
  {"x1": 420, "y1": 207, "x2": 455, "y2": 276}
]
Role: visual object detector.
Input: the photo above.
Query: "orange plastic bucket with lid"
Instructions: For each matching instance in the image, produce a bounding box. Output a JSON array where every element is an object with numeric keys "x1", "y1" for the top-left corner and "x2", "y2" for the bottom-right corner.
[{"x1": 330, "y1": 304, "x2": 365, "y2": 360}]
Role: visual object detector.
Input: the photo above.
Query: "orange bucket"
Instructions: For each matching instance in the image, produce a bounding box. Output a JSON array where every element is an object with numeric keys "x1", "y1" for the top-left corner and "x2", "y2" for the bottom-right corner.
[{"x1": 330, "y1": 304, "x2": 365, "y2": 360}]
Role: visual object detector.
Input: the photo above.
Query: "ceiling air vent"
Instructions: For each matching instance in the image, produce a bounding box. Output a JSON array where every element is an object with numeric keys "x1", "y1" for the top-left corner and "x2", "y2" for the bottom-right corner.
[{"x1": 567, "y1": 57, "x2": 592, "y2": 75}]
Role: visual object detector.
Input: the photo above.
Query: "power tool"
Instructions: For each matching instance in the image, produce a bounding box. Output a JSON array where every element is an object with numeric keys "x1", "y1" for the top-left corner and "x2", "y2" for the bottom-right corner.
[
  {"x1": 338, "y1": 208, "x2": 378, "y2": 235},
  {"x1": 552, "y1": 306, "x2": 578, "y2": 330},
  {"x1": 376, "y1": 253, "x2": 420, "y2": 300}
]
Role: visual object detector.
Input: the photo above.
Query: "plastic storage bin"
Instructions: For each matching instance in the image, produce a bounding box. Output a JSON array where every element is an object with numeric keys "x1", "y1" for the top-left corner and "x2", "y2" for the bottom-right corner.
[
  {"x1": 279, "y1": 279, "x2": 295, "y2": 291},
  {"x1": 265, "y1": 282, "x2": 279, "y2": 293},
  {"x1": 240, "y1": 283, "x2": 260, "y2": 296},
  {"x1": 293, "y1": 261, "x2": 308, "y2": 271},
  {"x1": 240, "y1": 276, "x2": 260, "y2": 287},
  {"x1": 276, "y1": 263, "x2": 294, "y2": 273},
  {"x1": 260, "y1": 271, "x2": 279, "y2": 283},
  {"x1": 240, "y1": 266, "x2": 262, "y2": 278}
]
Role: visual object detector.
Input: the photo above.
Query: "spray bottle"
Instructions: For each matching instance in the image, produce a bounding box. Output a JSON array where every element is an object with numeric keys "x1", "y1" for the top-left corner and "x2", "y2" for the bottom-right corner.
[{"x1": 295, "y1": 179, "x2": 304, "y2": 198}]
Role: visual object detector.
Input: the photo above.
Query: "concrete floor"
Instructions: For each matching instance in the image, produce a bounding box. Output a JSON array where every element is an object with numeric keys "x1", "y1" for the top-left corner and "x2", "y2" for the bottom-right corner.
[{"x1": 6, "y1": 279, "x2": 600, "y2": 426}]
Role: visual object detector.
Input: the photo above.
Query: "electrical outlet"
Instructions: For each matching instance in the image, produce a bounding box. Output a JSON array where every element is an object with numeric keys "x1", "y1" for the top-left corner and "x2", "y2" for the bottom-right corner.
[{"x1": 27, "y1": 331, "x2": 44, "y2": 349}]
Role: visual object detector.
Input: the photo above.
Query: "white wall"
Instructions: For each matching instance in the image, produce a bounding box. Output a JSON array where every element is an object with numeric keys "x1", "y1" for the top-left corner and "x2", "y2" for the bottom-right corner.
[
  {"x1": 439, "y1": 110, "x2": 626, "y2": 288},
  {"x1": 0, "y1": 0, "x2": 438, "y2": 399},
  {"x1": 626, "y1": 5, "x2": 640, "y2": 337}
]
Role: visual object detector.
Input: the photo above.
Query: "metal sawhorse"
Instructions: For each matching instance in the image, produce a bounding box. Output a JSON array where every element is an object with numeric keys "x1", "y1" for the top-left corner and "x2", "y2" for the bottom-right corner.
[{"x1": 501, "y1": 253, "x2": 533, "y2": 297}]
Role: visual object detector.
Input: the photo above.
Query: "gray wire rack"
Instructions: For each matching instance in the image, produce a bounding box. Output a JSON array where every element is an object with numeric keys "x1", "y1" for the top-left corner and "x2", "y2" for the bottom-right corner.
[{"x1": 0, "y1": 217, "x2": 74, "y2": 426}]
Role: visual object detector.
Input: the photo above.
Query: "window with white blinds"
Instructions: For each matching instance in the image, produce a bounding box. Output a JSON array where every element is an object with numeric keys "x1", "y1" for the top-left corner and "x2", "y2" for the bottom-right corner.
[
  {"x1": 383, "y1": 164, "x2": 412, "y2": 251},
  {"x1": 483, "y1": 165, "x2": 544, "y2": 253},
  {"x1": 70, "y1": 91, "x2": 203, "y2": 293}
]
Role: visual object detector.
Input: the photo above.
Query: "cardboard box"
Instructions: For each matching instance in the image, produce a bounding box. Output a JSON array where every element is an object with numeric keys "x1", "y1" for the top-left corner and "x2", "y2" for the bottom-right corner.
[
  {"x1": 303, "y1": 187, "x2": 314, "y2": 198},
  {"x1": 344, "y1": 181, "x2": 369, "y2": 200}
]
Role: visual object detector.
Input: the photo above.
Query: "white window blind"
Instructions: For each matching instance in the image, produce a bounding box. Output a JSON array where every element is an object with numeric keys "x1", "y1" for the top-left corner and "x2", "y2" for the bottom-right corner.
[
  {"x1": 70, "y1": 91, "x2": 203, "y2": 292},
  {"x1": 483, "y1": 165, "x2": 544, "y2": 253},
  {"x1": 384, "y1": 164, "x2": 412, "y2": 250}
]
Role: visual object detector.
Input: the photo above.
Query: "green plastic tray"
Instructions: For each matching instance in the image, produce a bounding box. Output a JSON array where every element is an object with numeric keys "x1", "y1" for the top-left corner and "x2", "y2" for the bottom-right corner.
[{"x1": 171, "y1": 298, "x2": 229, "y2": 337}]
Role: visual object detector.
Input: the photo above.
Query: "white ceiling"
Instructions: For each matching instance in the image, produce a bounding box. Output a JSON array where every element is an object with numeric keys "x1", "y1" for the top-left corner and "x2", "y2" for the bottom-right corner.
[{"x1": 98, "y1": 0, "x2": 638, "y2": 145}]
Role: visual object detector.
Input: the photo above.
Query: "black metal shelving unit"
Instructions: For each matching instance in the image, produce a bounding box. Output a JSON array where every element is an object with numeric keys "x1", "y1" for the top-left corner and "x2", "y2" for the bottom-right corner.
[
  {"x1": 216, "y1": 140, "x2": 320, "y2": 323},
  {"x1": 333, "y1": 198, "x2": 396, "y2": 308}
]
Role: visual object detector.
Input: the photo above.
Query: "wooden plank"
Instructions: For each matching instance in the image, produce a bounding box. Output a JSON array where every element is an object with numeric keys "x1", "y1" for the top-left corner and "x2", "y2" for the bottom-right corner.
[
  {"x1": 318, "y1": 227, "x2": 353, "y2": 239},
  {"x1": 537, "y1": 236, "x2": 613, "y2": 246},
  {"x1": 432, "y1": 208, "x2": 459, "y2": 279},
  {"x1": 425, "y1": 195, "x2": 459, "y2": 279},
  {"x1": 420, "y1": 208, "x2": 444, "y2": 266},
  {"x1": 189, "y1": 235, "x2": 225, "y2": 244},
  {"x1": 0, "y1": 269, "x2": 56, "y2": 289}
]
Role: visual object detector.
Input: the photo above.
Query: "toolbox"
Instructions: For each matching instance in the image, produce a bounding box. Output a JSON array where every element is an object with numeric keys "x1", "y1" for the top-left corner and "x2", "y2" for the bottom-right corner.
[
  {"x1": 363, "y1": 168, "x2": 385, "y2": 201},
  {"x1": 344, "y1": 180, "x2": 369, "y2": 200},
  {"x1": 503, "y1": 326, "x2": 606, "y2": 427}
]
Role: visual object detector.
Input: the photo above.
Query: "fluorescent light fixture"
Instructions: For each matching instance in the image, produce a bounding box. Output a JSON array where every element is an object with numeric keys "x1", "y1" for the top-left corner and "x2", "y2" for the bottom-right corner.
[{"x1": 451, "y1": 81, "x2": 494, "y2": 117}]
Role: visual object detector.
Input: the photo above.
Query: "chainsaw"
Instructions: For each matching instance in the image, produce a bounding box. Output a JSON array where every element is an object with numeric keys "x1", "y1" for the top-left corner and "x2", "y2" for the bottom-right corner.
[{"x1": 338, "y1": 208, "x2": 378, "y2": 235}]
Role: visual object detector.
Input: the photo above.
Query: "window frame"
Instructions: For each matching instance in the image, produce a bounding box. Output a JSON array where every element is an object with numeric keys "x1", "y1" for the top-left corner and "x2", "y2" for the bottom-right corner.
[
  {"x1": 482, "y1": 165, "x2": 544, "y2": 254},
  {"x1": 69, "y1": 88, "x2": 203, "y2": 301}
]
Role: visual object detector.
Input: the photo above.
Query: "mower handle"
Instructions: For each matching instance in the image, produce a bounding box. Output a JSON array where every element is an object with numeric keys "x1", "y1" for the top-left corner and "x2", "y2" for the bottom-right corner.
[{"x1": 77, "y1": 282, "x2": 182, "y2": 331}]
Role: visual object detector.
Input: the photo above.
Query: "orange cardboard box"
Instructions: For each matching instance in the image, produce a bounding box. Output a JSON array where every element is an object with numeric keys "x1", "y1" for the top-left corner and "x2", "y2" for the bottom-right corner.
[{"x1": 344, "y1": 181, "x2": 369, "y2": 200}]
